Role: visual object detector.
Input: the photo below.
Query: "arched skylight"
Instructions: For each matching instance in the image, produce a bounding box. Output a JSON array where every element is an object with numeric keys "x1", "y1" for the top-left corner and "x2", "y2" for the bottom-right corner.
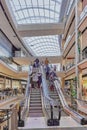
[
  {"x1": 23, "y1": 35, "x2": 61, "y2": 56},
  {"x1": 9, "y1": 0, "x2": 62, "y2": 24},
  {"x1": 8, "y1": 0, "x2": 62, "y2": 57}
]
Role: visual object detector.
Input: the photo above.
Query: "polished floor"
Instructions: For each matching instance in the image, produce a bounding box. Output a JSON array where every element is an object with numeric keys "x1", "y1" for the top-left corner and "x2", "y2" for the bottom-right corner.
[{"x1": 18, "y1": 116, "x2": 87, "y2": 130}]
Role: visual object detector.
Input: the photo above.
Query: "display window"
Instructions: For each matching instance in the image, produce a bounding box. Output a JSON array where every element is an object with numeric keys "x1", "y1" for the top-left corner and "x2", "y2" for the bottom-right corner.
[
  {"x1": 6, "y1": 79, "x2": 11, "y2": 88},
  {"x1": 82, "y1": 78, "x2": 87, "y2": 100},
  {"x1": 12, "y1": 80, "x2": 20, "y2": 89},
  {"x1": 0, "y1": 77, "x2": 4, "y2": 90}
]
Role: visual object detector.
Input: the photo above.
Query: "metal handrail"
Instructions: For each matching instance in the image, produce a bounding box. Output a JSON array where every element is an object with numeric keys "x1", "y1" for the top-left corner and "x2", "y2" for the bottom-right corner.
[
  {"x1": 40, "y1": 65, "x2": 60, "y2": 120},
  {"x1": 54, "y1": 78, "x2": 87, "y2": 125},
  {"x1": 40, "y1": 65, "x2": 56, "y2": 105},
  {"x1": 21, "y1": 66, "x2": 32, "y2": 119},
  {"x1": 75, "y1": 98, "x2": 87, "y2": 104}
]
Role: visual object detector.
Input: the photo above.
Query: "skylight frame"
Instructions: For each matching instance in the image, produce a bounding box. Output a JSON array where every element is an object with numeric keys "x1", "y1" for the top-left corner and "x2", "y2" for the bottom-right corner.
[
  {"x1": 23, "y1": 35, "x2": 61, "y2": 57},
  {"x1": 8, "y1": 0, "x2": 62, "y2": 57},
  {"x1": 9, "y1": 0, "x2": 62, "y2": 24}
]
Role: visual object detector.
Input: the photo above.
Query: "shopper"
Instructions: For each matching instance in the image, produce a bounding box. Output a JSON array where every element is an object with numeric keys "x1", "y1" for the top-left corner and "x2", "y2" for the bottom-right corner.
[
  {"x1": 38, "y1": 73, "x2": 42, "y2": 88},
  {"x1": 34, "y1": 58, "x2": 40, "y2": 67},
  {"x1": 45, "y1": 65, "x2": 50, "y2": 80},
  {"x1": 45, "y1": 58, "x2": 49, "y2": 66}
]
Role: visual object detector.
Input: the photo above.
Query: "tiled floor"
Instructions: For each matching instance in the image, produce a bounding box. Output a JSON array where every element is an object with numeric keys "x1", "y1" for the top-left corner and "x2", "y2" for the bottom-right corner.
[{"x1": 18, "y1": 116, "x2": 87, "y2": 130}]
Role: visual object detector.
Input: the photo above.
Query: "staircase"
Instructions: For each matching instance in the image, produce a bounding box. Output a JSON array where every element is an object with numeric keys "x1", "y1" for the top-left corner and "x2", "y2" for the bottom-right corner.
[{"x1": 29, "y1": 87, "x2": 43, "y2": 117}]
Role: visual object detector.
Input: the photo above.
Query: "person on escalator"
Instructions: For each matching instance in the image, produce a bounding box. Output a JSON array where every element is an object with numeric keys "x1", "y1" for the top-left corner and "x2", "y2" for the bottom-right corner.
[
  {"x1": 49, "y1": 69, "x2": 57, "y2": 91},
  {"x1": 37, "y1": 73, "x2": 42, "y2": 88},
  {"x1": 45, "y1": 58, "x2": 49, "y2": 66},
  {"x1": 49, "y1": 69, "x2": 57, "y2": 79},
  {"x1": 49, "y1": 75, "x2": 54, "y2": 91},
  {"x1": 32, "y1": 72, "x2": 38, "y2": 89},
  {"x1": 34, "y1": 58, "x2": 40, "y2": 67},
  {"x1": 45, "y1": 65, "x2": 50, "y2": 80}
]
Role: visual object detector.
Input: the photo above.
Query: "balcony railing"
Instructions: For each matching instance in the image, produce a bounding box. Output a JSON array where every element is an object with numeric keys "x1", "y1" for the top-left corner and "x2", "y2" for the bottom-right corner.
[
  {"x1": 66, "y1": 0, "x2": 75, "y2": 16},
  {"x1": 18, "y1": 66, "x2": 29, "y2": 72},
  {"x1": 0, "y1": 57, "x2": 18, "y2": 71},
  {"x1": 64, "y1": 0, "x2": 75, "y2": 26},
  {"x1": 0, "y1": 56, "x2": 29, "y2": 72},
  {"x1": 64, "y1": 35, "x2": 71, "y2": 50},
  {"x1": 14, "y1": 50, "x2": 28, "y2": 57},
  {"x1": 65, "y1": 62, "x2": 75, "y2": 71},
  {"x1": 80, "y1": 5, "x2": 87, "y2": 21}
]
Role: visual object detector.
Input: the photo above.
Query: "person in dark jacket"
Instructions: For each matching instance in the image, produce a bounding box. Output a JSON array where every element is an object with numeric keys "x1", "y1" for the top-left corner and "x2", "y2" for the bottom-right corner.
[{"x1": 34, "y1": 58, "x2": 40, "y2": 67}]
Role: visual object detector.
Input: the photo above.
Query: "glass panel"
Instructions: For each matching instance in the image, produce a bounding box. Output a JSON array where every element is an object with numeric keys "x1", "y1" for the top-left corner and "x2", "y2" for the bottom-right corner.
[
  {"x1": 23, "y1": 10, "x2": 28, "y2": 17},
  {"x1": 8, "y1": 0, "x2": 62, "y2": 24},
  {"x1": 23, "y1": 35, "x2": 60, "y2": 56},
  {"x1": 8, "y1": 0, "x2": 62, "y2": 56}
]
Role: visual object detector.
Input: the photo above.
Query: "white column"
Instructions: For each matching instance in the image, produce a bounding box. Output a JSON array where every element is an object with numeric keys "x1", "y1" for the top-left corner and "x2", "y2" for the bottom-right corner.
[{"x1": 75, "y1": 0, "x2": 79, "y2": 99}]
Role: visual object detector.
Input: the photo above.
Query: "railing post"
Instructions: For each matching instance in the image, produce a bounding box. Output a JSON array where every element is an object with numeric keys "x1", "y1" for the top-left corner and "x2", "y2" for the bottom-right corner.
[
  {"x1": 50, "y1": 105, "x2": 53, "y2": 120},
  {"x1": 58, "y1": 105, "x2": 61, "y2": 120}
]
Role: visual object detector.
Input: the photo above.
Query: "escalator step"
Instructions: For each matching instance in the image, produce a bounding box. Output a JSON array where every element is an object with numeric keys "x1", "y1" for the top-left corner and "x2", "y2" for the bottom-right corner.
[
  {"x1": 29, "y1": 109, "x2": 42, "y2": 112},
  {"x1": 29, "y1": 112, "x2": 43, "y2": 117}
]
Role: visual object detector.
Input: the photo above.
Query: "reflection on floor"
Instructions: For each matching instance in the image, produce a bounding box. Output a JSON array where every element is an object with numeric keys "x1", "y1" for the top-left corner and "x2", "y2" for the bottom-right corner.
[{"x1": 18, "y1": 116, "x2": 87, "y2": 130}]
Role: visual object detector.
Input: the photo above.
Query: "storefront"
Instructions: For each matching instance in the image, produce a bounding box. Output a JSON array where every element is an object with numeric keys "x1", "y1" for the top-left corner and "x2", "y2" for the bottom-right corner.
[
  {"x1": 64, "y1": 77, "x2": 77, "y2": 108},
  {"x1": 5, "y1": 78, "x2": 12, "y2": 88},
  {"x1": 82, "y1": 77, "x2": 87, "y2": 100},
  {"x1": 21, "y1": 81, "x2": 27, "y2": 94},
  {"x1": 0, "y1": 76, "x2": 5, "y2": 90},
  {"x1": 0, "y1": 74, "x2": 27, "y2": 94}
]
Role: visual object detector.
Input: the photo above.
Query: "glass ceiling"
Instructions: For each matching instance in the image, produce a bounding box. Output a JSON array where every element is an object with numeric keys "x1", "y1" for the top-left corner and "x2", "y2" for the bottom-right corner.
[
  {"x1": 23, "y1": 35, "x2": 60, "y2": 56},
  {"x1": 8, "y1": 0, "x2": 62, "y2": 57},
  {"x1": 9, "y1": 0, "x2": 62, "y2": 24}
]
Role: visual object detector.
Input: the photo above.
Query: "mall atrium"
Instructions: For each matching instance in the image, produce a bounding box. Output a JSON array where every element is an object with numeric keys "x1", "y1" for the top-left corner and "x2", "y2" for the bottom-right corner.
[{"x1": 0, "y1": 0, "x2": 87, "y2": 130}]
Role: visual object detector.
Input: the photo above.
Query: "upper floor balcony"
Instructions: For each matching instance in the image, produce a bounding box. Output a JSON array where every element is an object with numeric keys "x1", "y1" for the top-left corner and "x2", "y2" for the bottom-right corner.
[
  {"x1": 63, "y1": 0, "x2": 75, "y2": 40},
  {"x1": 65, "y1": 61, "x2": 75, "y2": 72},
  {"x1": 80, "y1": 5, "x2": 87, "y2": 21},
  {"x1": 0, "y1": 56, "x2": 29, "y2": 73},
  {"x1": 63, "y1": 45, "x2": 87, "y2": 78},
  {"x1": 79, "y1": 5, "x2": 87, "y2": 32},
  {"x1": 63, "y1": 1, "x2": 87, "y2": 41},
  {"x1": 63, "y1": 32, "x2": 75, "y2": 58},
  {"x1": 64, "y1": 65, "x2": 75, "y2": 78}
]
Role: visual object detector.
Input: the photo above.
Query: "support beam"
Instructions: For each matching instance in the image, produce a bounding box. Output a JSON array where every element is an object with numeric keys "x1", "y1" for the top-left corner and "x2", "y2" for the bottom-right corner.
[
  {"x1": 18, "y1": 23, "x2": 64, "y2": 37},
  {"x1": 13, "y1": 56, "x2": 62, "y2": 65}
]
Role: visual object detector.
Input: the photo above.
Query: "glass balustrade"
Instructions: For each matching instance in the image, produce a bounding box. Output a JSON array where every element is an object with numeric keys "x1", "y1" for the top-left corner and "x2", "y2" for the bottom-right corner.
[
  {"x1": 80, "y1": 5, "x2": 87, "y2": 21},
  {"x1": 64, "y1": 35, "x2": 71, "y2": 50},
  {"x1": 65, "y1": 62, "x2": 75, "y2": 71}
]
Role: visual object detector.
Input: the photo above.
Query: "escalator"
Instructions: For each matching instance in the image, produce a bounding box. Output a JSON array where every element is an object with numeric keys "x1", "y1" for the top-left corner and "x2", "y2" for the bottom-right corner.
[
  {"x1": 54, "y1": 79, "x2": 87, "y2": 125},
  {"x1": 27, "y1": 67, "x2": 44, "y2": 117},
  {"x1": 29, "y1": 87, "x2": 43, "y2": 117},
  {"x1": 41, "y1": 65, "x2": 87, "y2": 125},
  {"x1": 41, "y1": 66, "x2": 67, "y2": 117},
  {"x1": 48, "y1": 86, "x2": 59, "y2": 100},
  {"x1": 17, "y1": 65, "x2": 87, "y2": 130},
  {"x1": 48, "y1": 84, "x2": 68, "y2": 117}
]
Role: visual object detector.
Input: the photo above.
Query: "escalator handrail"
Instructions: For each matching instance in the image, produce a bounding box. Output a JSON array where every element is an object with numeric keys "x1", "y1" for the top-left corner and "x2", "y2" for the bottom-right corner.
[
  {"x1": 54, "y1": 79, "x2": 87, "y2": 123},
  {"x1": 74, "y1": 98, "x2": 87, "y2": 104},
  {"x1": 25, "y1": 65, "x2": 33, "y2": 98},
  {"x1": 54, "y1": 79, "x2": 68, "y2": 107},
  {"x1": 21, "y1": 66, "x2": 32, "y2": 119},
  {"x1": 40, "y1": 65, "x2": 57, "y2": 107},
  {"x1": 40, "y1": 65, "x2": 87, "y2": 124}
]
